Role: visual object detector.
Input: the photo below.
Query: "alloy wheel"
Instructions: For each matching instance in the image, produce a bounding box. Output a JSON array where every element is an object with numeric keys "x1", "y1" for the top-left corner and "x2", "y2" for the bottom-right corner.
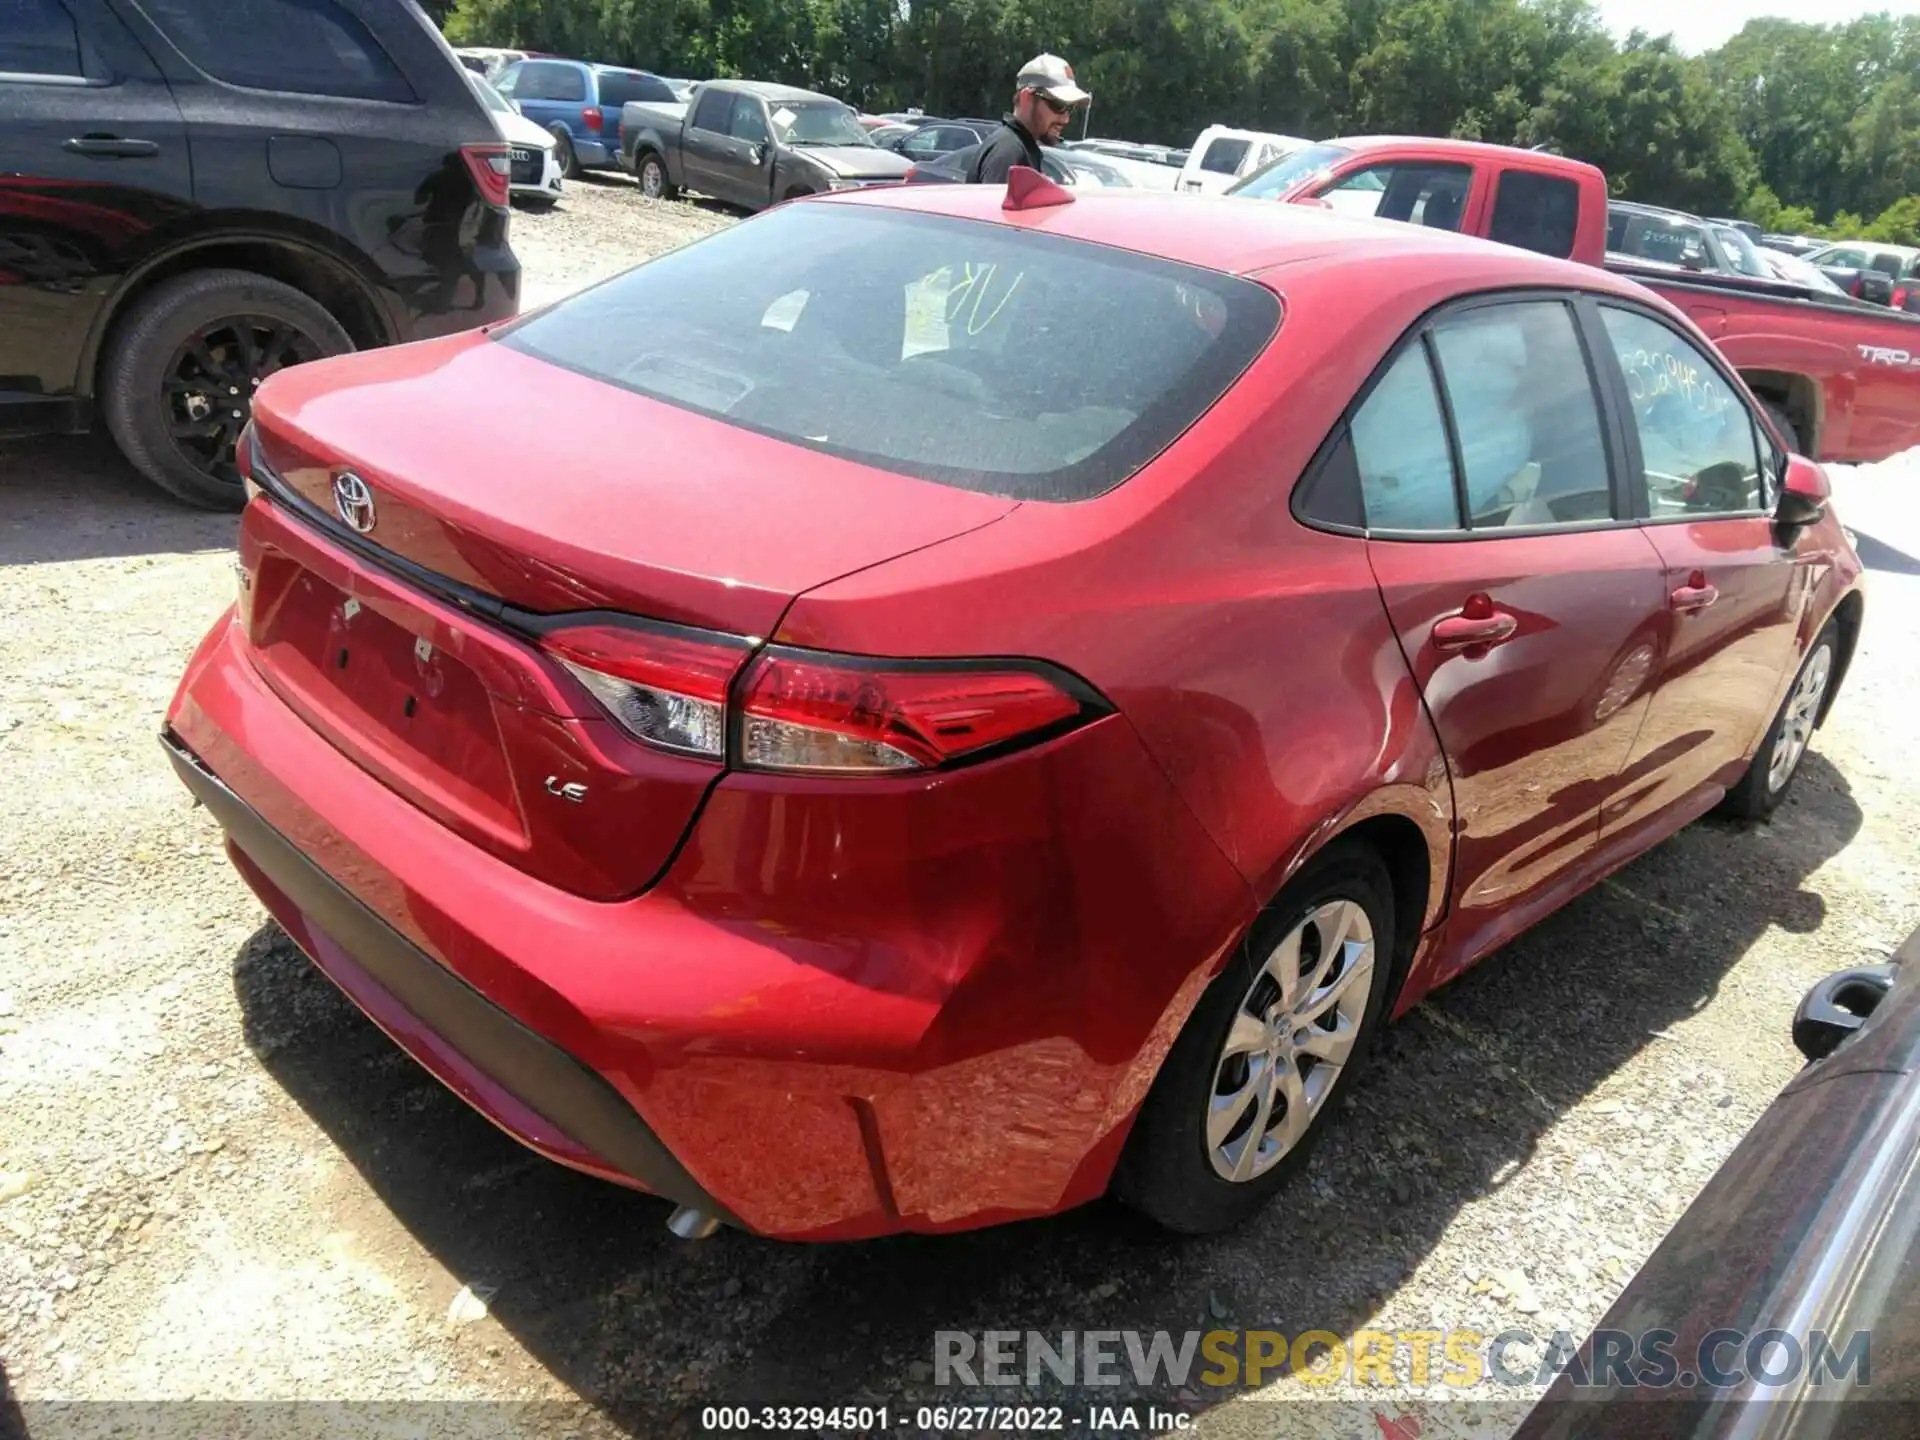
[
  {"x1": 163, "y1": 316, "x2": 321, "y2": 483},
  {"x1": 1207, "y1": 899, "x2": 1375, "y2": 1183},
  {"x1": 641, "y1": 158, "x2": 665, "y2": 198},
  {"x1": 1768, "y1": 645, "x2": 1833, "y2": 794}
]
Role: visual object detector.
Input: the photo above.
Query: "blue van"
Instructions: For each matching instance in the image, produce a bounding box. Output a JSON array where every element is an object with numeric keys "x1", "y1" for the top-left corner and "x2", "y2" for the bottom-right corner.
[{"x1": 494, "y1": 60, "x2": 677, "y2": 176}]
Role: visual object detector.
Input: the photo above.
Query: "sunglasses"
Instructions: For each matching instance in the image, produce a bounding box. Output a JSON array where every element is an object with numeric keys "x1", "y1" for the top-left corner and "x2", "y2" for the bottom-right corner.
[{"x1": 1035, "y1": 93, "x2": 1074, "y2": 116}]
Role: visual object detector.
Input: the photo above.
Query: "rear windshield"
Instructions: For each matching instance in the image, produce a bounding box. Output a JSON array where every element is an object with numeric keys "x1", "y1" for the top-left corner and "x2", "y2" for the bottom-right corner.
[
  {"x1": 595, "y1": 70, "x2": 676, "y2": 108},
  {"x1": 500, "y1": 204, "x2": 1280, "y2": 501},
  {"x1": 1200, "y1": 137, "x2": 1251, "y2": 175}
]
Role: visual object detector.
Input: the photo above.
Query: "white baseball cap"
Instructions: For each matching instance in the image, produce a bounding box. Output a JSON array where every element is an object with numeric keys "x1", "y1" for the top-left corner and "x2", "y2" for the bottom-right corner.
[{"x1": 1017, "y1": 53, "x2": 1090, "y2": 106}]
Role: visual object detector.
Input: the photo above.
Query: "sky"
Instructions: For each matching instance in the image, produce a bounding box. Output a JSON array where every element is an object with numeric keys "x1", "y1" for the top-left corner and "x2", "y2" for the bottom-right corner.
[{"x1": 1595, "y1": 0, "x2": 1920, "y2": 54}]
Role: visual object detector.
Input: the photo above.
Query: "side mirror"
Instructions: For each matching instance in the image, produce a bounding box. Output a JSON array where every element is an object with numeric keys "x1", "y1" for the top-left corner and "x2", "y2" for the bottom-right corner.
[
  {"x1": 1776, "y1": 454, "x2": 1830, "y2": 528},
  {"x1": 750, "y1": 143, "x2": 767, "y2": 166},
  {"x1": 1681, "y1": 243, "x2": 1707, "y2": 270}
]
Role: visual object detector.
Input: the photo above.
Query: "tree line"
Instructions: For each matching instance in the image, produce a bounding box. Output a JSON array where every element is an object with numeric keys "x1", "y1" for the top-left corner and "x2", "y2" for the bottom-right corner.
[{"x1": 439, "y1": 0, "x2": 1920, "y2": 243}]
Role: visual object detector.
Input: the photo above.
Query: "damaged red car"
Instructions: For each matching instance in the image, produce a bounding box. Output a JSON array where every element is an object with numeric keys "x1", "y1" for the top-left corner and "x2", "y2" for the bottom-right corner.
[{"x1": 164, "y1": 182, "x2": 1863, "y2": 1240}]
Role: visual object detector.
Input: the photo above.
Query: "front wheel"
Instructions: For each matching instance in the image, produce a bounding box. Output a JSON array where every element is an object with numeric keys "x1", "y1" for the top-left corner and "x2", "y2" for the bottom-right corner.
[
  {"x1": 1114, "y1": 840, "x2": 1396, "y2": 1234},
  {"x1": 101, "y1": 269, "x2": 350, "y2": 510},
  {"x1": 1722, "y1": 623, "x2": 1838, "y2": 820}
]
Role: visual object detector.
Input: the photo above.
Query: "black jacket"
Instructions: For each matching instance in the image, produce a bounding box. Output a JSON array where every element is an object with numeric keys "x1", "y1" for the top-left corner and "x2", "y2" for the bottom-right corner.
[{"x1": 971, "y1": 115, "x2": 1044, "y2": 184}]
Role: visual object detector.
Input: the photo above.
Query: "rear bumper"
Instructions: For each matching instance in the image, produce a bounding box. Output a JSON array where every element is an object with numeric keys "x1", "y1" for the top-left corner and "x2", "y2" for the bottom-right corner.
[
  {"x1": 167, "y1": 592, "x2": 1254, "y2": 1239},
  {"x1": 573, "y1": 138, "x2": 616, "y2": 167},
  {"x1": 164, "y1": 730, "x2": 734, "y2": 1224}
]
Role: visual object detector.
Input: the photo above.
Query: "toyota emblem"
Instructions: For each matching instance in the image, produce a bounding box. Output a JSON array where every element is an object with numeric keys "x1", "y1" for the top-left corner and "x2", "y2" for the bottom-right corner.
[{"x1": 332, "y1": 472, "x2": 376, "y2": 534}]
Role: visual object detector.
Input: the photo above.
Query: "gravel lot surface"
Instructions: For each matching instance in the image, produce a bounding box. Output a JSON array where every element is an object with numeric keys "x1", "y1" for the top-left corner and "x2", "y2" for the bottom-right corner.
[{"x1": 4, "y1": 172, "x2": 1920, "y2": 1439}]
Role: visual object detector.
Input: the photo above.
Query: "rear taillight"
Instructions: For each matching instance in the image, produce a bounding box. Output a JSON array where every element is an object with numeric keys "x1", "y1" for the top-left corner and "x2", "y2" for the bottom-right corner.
[
  {"x1": 539, "y1": 625, "x2": 1104, "y2": 775},
  {"x1": 460, "y1": 142, "x2": 512, "y2": 209},
  {"x1": 539, "y1": 621, "x2": 749, "y2": 759},
  {"x1": 735, "y1": 649, "x2": 1093, "y2": 774},
  {"x1": 583, "y1": 106, "x2": 604, "y2": 132},
  {"x1": 1897, "y1": 288, "x2": 1911, "y2": 308},
  {"x1": 904, "y1": 164, "x2": 919, "y2": 182}
]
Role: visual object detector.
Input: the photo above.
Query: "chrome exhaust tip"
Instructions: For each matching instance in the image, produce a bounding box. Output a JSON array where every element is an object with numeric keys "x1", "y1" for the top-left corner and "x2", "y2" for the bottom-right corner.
[{"x1": 667, "y1": 1204, "x2": 722, "y2": 1240}]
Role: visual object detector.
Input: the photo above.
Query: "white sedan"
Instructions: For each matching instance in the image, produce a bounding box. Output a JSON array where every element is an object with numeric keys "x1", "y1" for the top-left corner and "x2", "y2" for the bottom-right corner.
[{"x1": 467, "y1": 71, "x2": 563, "y2": 211}]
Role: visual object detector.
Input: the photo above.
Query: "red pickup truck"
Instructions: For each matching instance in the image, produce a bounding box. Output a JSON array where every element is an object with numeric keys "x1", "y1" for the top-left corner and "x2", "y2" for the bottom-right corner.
[{"x1": 1229, "y1": 137, "x2": 1920, "y2": 464}]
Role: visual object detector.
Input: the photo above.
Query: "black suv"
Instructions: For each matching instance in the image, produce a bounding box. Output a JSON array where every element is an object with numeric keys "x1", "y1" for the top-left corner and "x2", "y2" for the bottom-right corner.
[{"x1": 0, "y1": 0, "x2": 519, "y2": 508}]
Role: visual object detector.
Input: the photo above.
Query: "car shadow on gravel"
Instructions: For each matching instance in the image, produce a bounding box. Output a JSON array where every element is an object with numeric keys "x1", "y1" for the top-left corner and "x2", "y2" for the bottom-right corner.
[
  {"x1": 1849, "y1": 528, "x2": 1920, "y2": 576},
  {"x1": 0, "y1": 433, "x2": 235, "y2": 565},
  {"x1": 228, "y1": 751, "x2": 1860, "y2": 1435}
]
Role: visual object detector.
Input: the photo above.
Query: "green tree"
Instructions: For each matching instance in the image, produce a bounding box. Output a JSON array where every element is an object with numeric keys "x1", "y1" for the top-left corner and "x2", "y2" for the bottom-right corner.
[{"x1": 1865, "y1": 195, "x2": 1920, "y2": 245}]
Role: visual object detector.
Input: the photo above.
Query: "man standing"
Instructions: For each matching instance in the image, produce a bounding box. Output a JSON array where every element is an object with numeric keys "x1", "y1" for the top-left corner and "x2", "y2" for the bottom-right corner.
[{"x1": 971, "y1": 53, "x2": 1090, "y2": 184}]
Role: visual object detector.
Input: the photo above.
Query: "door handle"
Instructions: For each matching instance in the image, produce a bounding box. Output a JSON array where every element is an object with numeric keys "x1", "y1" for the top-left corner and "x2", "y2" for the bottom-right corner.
[
  {"x1": 1432, "y1": 602, "x2": 1519, "y2": 652},
  {"x1": 64, "y1": 136, "x2": 160, "y2": 159},
  {"x1": 1671, "y1": 570, "x2": 1719, "y2": 613}
]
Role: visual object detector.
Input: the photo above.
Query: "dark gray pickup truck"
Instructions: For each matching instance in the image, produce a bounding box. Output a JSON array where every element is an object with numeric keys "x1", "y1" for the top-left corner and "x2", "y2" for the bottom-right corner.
[{"x1": 619, "y1": 80, "x2": 911, "y2": 211}]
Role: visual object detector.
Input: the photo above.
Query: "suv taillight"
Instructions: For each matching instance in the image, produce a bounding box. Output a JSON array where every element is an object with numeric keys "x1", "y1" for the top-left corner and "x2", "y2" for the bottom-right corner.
[
  {"x1": 539, "y1": 623, "x2": 1105, "y2": 774},
  {"x1": 583, "y1": 106, "x2": 604, "y2": 132},
  {"x1": 460, "y1": 142, "x2": 512, "y2": 209}
]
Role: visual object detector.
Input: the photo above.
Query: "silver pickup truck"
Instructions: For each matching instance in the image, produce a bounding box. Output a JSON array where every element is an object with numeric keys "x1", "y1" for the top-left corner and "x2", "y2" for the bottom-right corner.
[{"x1": 619, "y1": 80, "x2": 910, "y2": 211}]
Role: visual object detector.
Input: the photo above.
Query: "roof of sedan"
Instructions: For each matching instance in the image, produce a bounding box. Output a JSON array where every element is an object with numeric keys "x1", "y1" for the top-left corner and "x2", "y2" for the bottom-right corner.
[{"x1": 838, "y1": 184, "x2": 1647, "y2": 296}]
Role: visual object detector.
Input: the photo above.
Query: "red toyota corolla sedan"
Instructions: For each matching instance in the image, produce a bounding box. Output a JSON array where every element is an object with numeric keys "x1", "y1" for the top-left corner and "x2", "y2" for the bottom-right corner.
[{"x1": 163, "y1": 182, "x2": 1863, "y2": 1240}]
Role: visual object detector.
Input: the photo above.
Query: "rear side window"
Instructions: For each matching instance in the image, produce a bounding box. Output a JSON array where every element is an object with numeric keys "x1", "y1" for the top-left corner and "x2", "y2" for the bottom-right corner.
[
  {"x1": 136, "y1": 0, "x2": 414, "y2": 102},
  {"x1": 1325, "y1": 297, "x2": 1614, "y2": 534},
  {"x1": 691, "y1": 87, "x2": 731, "y2": 133},
  {"x1": 1490, "y1": 171, "x2": 1580, "y2": 259},
  {"x1": 1351, "y1": 344, "x2": 1459, "y2": 531},
  {"x1": 1431, "y1": 302, "x2": 1611, "y2": 527},
  {"x1": 1200, "y1": 137, "x2": 1250, "y2": 175},
  {"x1": 594, "y1": 70, "x2": 675, "y2": 109},
  {"x1": 500, "y1": 204, "x2": 1280, "y2": 502},
  {"x1": 0, "y1": 0, "x2": 84, "y2": 77}
]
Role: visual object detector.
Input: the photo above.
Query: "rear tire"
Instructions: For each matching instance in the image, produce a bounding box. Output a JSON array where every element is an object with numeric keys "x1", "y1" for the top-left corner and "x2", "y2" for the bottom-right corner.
[
  {"x1": 1113, "y1": 840, "x2": 1396, "y2": 1235},
  {"x1": 550, "y1": 126, "x2": 581, "y2": 179},
  {"x1": 1762, "y1": 399, "x2": 1804, "y2": 455},
  {"x1": 1721, "y1": 623, "x2": 1838, "y2": 821},
  {"x1": 102, "y1": 269, "x2": 350, "y2": 510},
  {"x1": 637, "y1": 153, "x2": 675, "y2": 200}
]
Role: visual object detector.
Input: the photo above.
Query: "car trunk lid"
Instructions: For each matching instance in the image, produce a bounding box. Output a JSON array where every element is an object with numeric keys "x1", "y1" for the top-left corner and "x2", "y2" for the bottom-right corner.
[{"x1": 240, "y1": 331, "x2": 1015, "y2": 897}]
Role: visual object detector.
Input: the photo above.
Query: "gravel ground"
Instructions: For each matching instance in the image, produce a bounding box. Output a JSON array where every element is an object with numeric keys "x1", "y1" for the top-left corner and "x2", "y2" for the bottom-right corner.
[{"x1": 4, "y1": 174, "x2": 1920, "y2": 1440}]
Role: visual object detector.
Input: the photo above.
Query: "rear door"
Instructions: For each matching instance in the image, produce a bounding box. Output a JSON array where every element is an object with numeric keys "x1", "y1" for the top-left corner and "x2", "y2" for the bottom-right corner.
[
  {"x1": 110, "y1": 0, "x2": 502, "y2": 340},
  {"x1": 0, "y1": 0, "x2": 191, "y2": 411},
  {"x1": 1589, "y1": 302, "x2": 1803, "y2": 839},
  {"x1": 1341, "y1": 295, "x2": 1671, "y2": 972}
]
